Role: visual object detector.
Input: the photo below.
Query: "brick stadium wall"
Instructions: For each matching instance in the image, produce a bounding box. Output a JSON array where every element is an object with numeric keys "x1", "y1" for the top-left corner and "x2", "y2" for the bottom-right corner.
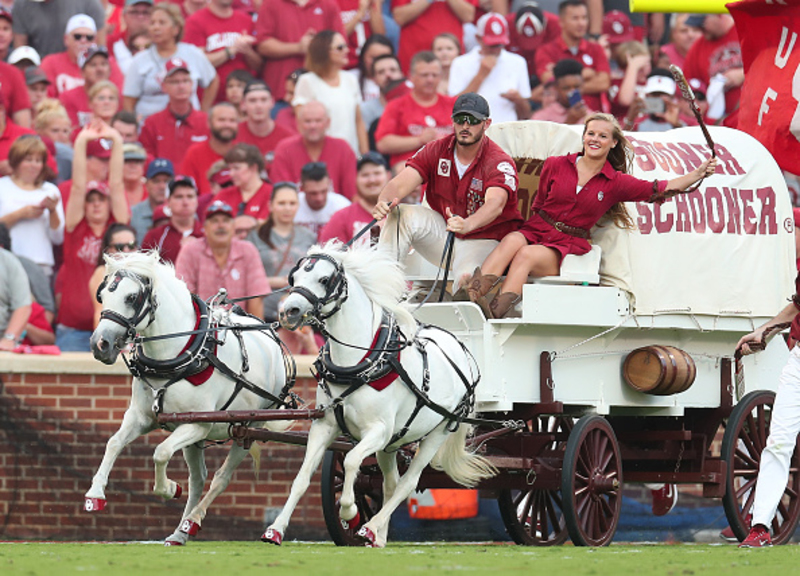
[{"x1": 0, "y1": 353, "x2": 328, "y2": 542}]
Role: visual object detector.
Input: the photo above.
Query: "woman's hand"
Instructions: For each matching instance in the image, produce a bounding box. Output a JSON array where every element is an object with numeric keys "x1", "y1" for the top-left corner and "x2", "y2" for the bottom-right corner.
[
  {"x1": 18, "y1": 204, "x2": 46, "y2": 220},
  {"x1": 40, "y1": 195, "x2": 59, "y2": 212},
  {"x1": 736, "y1": 327, "x2": 766, "y2": 356},
  {"x1": 695, "y1": 157, "x2": 718, "y2": 181}
]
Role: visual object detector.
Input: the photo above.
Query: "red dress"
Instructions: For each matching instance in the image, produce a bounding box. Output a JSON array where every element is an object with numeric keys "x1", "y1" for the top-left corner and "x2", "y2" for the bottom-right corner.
[{"x1": 520, "y1": 153, "x2": 668, "y2": 261}]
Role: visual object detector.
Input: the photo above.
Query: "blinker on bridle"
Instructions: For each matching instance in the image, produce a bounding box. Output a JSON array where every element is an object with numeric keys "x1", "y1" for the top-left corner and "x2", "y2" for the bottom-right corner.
[
  {"x1": 97, "y1": 269, "x2": 159, "y2": 340},
  {"x1": 286, "y1": 254, "x2": 348, "y2": 321}
]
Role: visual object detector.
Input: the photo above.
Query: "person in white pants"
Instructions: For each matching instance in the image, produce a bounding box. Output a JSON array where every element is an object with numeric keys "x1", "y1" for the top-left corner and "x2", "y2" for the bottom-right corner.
[
  {"x1": 736, "y1": 286, "x2": 800, "y2": 548},
  {"x1": 372, "y1": 92, "x2": 524, "y2": 292}
]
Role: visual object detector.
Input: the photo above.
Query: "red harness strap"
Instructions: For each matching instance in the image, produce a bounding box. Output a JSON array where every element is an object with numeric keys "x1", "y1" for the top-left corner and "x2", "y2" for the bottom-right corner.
[
  {"x1": 363, "y1": 326, "x2": 401, "y2": 392},
  {"x1": 179, "y1": 298, "x2": 216, "y2": 386}
]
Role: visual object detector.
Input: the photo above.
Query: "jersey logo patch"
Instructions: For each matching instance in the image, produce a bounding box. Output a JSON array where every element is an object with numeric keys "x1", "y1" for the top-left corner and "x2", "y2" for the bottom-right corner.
[
  {"x1": 598, "y1": 191, "x2": 604, "y2": 201},
  {"x1": 438, "y1": 159, "x2": 451, "y2": 177},
  {"x1": 497, "y1": 161, "x2": 515, "y2": 176}
]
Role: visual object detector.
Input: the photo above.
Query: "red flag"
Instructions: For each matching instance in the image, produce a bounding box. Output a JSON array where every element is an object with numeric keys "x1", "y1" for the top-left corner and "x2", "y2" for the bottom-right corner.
[{"x1": 729, "y1": 0, "x2": 800, "y2": 174}]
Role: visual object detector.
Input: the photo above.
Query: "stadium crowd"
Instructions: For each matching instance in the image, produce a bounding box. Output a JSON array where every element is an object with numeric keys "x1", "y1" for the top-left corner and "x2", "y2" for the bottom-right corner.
[{"x1": 0, "y1": 0, "x2": 757, "y2": 356}]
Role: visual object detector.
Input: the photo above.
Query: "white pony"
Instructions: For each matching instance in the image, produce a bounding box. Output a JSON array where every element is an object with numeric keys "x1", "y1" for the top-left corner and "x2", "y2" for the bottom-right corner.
[
  {"x1": 263, "y1": 241, "x2": 497, "y2": 548},
  {"x1": 87, "y1": 251, "x2": 293, "y2": 545}
]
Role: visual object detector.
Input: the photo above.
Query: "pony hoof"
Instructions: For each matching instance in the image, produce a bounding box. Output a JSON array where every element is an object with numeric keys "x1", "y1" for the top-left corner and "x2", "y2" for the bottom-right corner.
[
  {"x1": 356, "y1": 526, "x2": 377, "y2": 546},
  {"x1": 164, "y1": 539, "x2": 184, "y2": 547},
  {"x1": 173, "y1": 484, "x2": 182, "y2": 499},
  {"x1": 180, "y1": 519, "x2": 201, "y2": 536},
  {"x1": 261, "y1": 527, "x2": 283, "y2": 545},
  {"x1": 84, "y1": 497, "x2": 107, "y2": 512},
  {"x1": 340, "y1": 511, "x2": 361, "y2": 531}
]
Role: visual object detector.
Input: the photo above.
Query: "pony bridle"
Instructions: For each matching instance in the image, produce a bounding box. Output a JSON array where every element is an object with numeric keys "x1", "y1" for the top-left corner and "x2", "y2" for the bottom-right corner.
[
  {"x1": 96, "y1": 269, "x2": 159, "y2": 342},
  {"x1": 287, "y1": 254, "x2": 348, "y2": 322}
]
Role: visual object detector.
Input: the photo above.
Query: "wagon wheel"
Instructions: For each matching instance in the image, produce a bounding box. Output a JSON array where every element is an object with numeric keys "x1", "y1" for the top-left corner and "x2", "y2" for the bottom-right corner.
[
  {"x1": 721, "y1": 390, "x2": 800, "y2": 544},
  {"x1": 320, "y1": 450, "x2": 383, "y2": 546},
  {"x1": 561, "y1": 414, "x2": 622, "y2": 546},
  {"x1": 498, "y1": 416, "x2": 572, "y2": 546}
]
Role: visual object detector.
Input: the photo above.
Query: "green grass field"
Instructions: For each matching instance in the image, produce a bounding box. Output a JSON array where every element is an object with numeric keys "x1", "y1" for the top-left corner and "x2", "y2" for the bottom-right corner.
[{"x1": 2, "y1": 542, "x2": 800, "y2": 575}]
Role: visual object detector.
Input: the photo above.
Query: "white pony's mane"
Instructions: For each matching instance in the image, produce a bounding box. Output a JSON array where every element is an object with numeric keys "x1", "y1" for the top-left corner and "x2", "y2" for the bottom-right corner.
[
  {"x1": 308, "y1": 241, "x2": 416, "y2": 332},
  {"x1": 104, "y1": 250, "x2": 189, "y2": 298}
]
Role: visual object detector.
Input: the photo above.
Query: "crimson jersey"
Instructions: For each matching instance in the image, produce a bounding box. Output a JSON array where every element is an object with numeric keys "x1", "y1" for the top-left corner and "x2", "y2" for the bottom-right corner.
[
  {"x1": 407, "y1": 134, "x2": 523, "y2": 241},
  {"x1": 140, "y1": 108, "x2": 210, "y2": 167},
  {"x1": 374, "y1": 93, "x2": 456, "y2": 168},
  {"x1": 534, "y1": 36, "x2": 611, "y2": 113},
  {"x1": 0, "y1": 62, "x2": 31, "y2": 122},
  {"x1": 180, "y1": 141, "x2": 223, "y2": 198},
  {"x1": 393, "y1": 0, "x2": 478, "y2": 74},
  {"x1": 184, "y1": 7, "x2": 258, "y2": 103},
  {"x1": 234, "y1": 121, "x2": 293, "y2": 175},
  {"x1": 56, "y1": 219, "x2": 107, "y2": 331},
  {"x1": 254, "y1": 0, "x2": 344, "y2": 101},
  {"x1": 214, "y1": 182, "x2": 272, "y2": 220},
  {"x1": 337, "y1": 0, "x2": 374, "y2": 70}
]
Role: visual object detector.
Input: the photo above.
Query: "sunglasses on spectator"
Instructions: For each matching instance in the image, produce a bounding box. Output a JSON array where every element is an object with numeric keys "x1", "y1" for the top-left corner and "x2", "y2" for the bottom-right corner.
[
  {"x1": 73, "y1": 33, "x2": 96, "y2": 41},
  {"x1": 332, "y1": 44, "x2": 348, "y2": 51},
  {"x1": 127, "y1": 9, "x2": 151, "y2": 16},
  {"x1": 110, "y1": 242, "x2": 137, "y2": 252},
  {"x1": 452, "y1": 114, "x2": 483, "y2": 126}
]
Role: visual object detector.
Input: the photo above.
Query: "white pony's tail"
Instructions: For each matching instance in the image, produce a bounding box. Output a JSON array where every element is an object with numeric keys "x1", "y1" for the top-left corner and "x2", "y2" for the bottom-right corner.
[{"x1": 429, "y1": 424, "x2": 497, "y2": 488}]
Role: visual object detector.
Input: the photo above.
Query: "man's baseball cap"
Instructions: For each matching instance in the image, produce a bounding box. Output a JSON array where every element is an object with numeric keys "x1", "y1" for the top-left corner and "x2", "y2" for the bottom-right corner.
[
  {"x1": 476, "y1": 12, "x2": 510, "y2": 46},
  {"x1": 168, "y1": 175, "x2": 198, "y2": 194},
  {"x1": 123, "y1": 143, "x2": 147, "y2": 161},
  {"x1": 603, "y1": 10, "x2": 634, "y2": 45},
  {"x1": 87, "y1": 138, "x2": 113, "y2": 159},
  {"x1": 0, "y1": 7, "x2": 12, "y2": 23},
  {"x1": 452, "y1": 92, "x2": 491, "y2": 121},
  {"x1": 357, "y1": 151, "x2": 388, "y2": 171},
  {"x1": 9, "y1": 46, "x2": 42, "y2": 67},
  {"x1": 205, "y1": 199, "x2": 234, "y2": 219},
  {"x1": 147, "y1": 158, "x2": 174, "y2": 179},
  {"x1": 86, "y1": 180, "x2": 110, "y2": 197},
  {"x1": 78, "y1": 45, "x2": 109, "y2": 69},
  {"x1": 688, "y1": 77, "x2": 708, "y2": 98},
  {"x1": 25, "y1": 66, "x2": 50, "y2": 86},
  {"x1": 243, "y1": 79, "x2": 271, "y2": 96},
  {"x1": 164, "y1": 57, "x2": 190, "y2": 78},
  {"x1": 516, "y1": 5, "x2": 546, "y2": 38},
  {"x1": 152, "y1": 204, "x2": 172, "y2": 223},
  {"x1": 126, "y1": 0, "x2": 154, "y2": 6},
  {"x1": 66, "y1": 14, "x2": 97, "y2": 35},
  {"x1": 685, "y1": 15, "x2": 707, "y2": 28},
  {"x1": 644, "y1": 70, "x2": 677, "y2": 96}
]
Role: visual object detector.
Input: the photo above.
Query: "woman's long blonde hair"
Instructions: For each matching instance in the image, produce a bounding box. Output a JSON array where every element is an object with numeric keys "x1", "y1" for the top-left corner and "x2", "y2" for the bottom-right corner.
[{"x1": 582, "y1": 112, "x2": 638, "y2": 229}]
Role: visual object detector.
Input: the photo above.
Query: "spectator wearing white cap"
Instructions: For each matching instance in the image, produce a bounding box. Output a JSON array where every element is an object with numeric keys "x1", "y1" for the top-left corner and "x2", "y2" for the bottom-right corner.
[
  {"x1": 626, "y1": 69, "x2": 684, "y2": 133},
  {"x1": 122, "y1": 2, "x2": 219, "y2": 120},
  {"x1": 8, "y1": 45, "x2": 41, "y2": 69},
  {"x1": 40, "y1": 14, "x2": 125, "y2": 96},
  {"x1": 506, "y1": 3, "x2": 561, "y2": 79},
  {"x1": 11, "y1": 0, "x2": 107, "y2": 59},
  {"x1": 448, "y1": 12, "x2": 531, "y2": 123}
]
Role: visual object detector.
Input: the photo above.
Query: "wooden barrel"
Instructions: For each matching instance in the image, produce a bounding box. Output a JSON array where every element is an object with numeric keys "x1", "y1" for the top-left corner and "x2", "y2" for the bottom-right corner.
[{"x1": 623, "y1": 345, "x2": 696, "y2": 396}]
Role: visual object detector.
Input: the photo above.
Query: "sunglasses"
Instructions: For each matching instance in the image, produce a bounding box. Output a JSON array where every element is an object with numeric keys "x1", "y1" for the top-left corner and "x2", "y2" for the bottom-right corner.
[
  {"x1": 73, "y1": 33, "x2": 96, "y2": 41},
  {"x1": 452, "y1": 114, "x2": 483, "y2": 126},
  {"x1": 333, "y1": 43, "x2": 348, "y2": 52},
  {"x1": 110, "y1": 242, "x2": 137, "y2": 252}
]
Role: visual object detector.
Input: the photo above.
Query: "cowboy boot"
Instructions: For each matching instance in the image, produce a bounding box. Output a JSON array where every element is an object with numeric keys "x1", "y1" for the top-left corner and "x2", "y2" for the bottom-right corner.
[
  {"x1": 453, "y1": 266, "x2": 489, "y2": 302},
  {"x1": 466, "y1": 267, "x2": 500, "y2": 302},
  {"x1": 489, "y1": 292, "x2": 522, "y2": 319}
]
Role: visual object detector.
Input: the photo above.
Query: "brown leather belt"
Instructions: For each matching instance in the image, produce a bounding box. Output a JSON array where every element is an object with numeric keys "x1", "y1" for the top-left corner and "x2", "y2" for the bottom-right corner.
[{"x1": 537, "y1": 210, "x2": 590, "y2": 239}]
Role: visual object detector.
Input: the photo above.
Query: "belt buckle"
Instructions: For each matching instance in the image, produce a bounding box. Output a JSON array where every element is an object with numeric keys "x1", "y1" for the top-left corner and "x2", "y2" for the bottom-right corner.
[{"x1": 554, "y1": 221, "x2": 564, "y2": 233}]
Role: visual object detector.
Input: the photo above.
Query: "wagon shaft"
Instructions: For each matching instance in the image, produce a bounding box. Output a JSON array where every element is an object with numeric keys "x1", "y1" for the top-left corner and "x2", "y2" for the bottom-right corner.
[{"x1": 157, "y1": 408, "x2": 325, "y2": 425}]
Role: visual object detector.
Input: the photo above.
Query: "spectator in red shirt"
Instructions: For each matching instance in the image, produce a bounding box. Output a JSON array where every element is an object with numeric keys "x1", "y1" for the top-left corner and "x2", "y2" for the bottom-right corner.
[
  {"x1": 235, "y1": 80, "x2": 292, "y2": 175},
  {"x1": 141, "y1": 174, "x2": 204, "y2": 264},
  {"x1": 534, "y1": 0, "x2": 610, "y2": 113},
  {"x1": 67, "y1": 80, "x2": 121, "y2": 143},
  {"x1": 683, "y1": 13, "x2": 743, "y2": 128},
  {"x1": 184, "y1": 0, "x2": 263, "y2": 102},
  {"x1": 25, "y1": 66, "x2": 51, "y2": 116},
  {"x1": 0, "y1": 7, "x2": 13, "y2": 63},
  {"x1": 175, "y1": 198, "x2": 269, "y2": 317},
  {"x1": 506, "y1": 4, "x2": 560, "y2": 81},
  {"x1": 180, "y1": 102, "x2": 239, "y2": 201},
  {"x1": 372, "y1": 92, "x2": 523, "y2": 298},
  {"x1": 59, "y1": 137, "x2": 114, "y2": 208},
  {"x1": 270, "y1": 101, "x2": 358, "y2": 200},
  {"x1": 56, "y1": 119, "x2": 129, "y2": 351},
  {"x1": 0, "y1": 60, "x2": 32, "y2": 128},
  {"x1": 216, "y1": 143, "x2": 273, "y2": 222},
  {"x1": 339, "y1": 0, "x2": 386, "y2": 73},
  {"x1": 319, "y1": 151, "x2": 389, "y2": 247},
  {"x1": 111, "y1": 110, "x2": 140, "y2": 144},
  {"x1": 254, "y1": 0, "x2": 345, "y2": 102},
  {"x1": 41, "y1": 14, "x2": 125, "y2": 97},
  {"x1": 0, "y1": 100, "x2": 36, "y2": 177},
  {"x1": 392, "y1": 0, "x2": 476, "y2": 74},
  {"x1": 375, "y1": 51, "x2": 455, "y2": 173},
  {"x1": 659, "y1": 13, "x2": 701, "y2": 72},
  {"x1": 61, "y1": 45, "x2": 118, "y2": 129},
  {"x1": 139, "y1": 57, "x2": 210, "y2": 167},
  {"x1": 224, "y1": 69, "x2": 254, "y2": 118}
]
